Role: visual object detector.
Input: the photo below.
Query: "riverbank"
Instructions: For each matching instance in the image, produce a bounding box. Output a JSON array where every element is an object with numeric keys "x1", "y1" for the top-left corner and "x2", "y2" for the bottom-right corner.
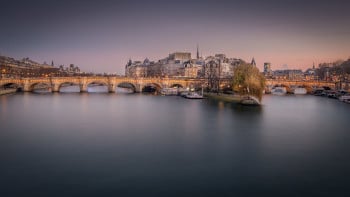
[
  {"x1": 0, "y1": 88, "x2": 17, "y2": 95},
  {"x1": 203, "y1": 92, "x2": 261, "y2": 105}
]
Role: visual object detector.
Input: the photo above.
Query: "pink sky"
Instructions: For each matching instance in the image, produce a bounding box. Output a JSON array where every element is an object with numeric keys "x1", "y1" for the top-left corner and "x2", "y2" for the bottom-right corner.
[{"x1": 1, "y1": 0, "x2": 349, "y2": 74}]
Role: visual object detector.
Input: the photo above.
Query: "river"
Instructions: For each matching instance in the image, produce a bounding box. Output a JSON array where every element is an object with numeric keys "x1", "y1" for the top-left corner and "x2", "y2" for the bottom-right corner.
[{"x1": 1, "y1": 93, "x2": 350, "y2": 196}]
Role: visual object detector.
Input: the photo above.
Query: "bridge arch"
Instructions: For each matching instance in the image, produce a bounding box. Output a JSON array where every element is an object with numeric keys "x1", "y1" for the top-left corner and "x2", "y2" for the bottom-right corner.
[
  {"x1": 29, "y1": 82, "x2": 52, "y2": 92},
  {"x1": 87, "y1": 81, "x2": 108, "y2": 86},
  {"x1": 169, "y1": 83, "x2": 184, "y2": 88},
  {"x1": 142, "y1": 83, "x2": 162, "y2": 93},
  {"x1": 116, "y1": 82, "x2": 137, "y2": 93},
  {"x1": 86, "y1": 81, "x2": 109, "y2": 93},
  {"x1": 1, "y1": 82, "x2": 23, "y2": 91},
  {"x1": 58, "y1": 81, "x2": 81, "y2": 92}
]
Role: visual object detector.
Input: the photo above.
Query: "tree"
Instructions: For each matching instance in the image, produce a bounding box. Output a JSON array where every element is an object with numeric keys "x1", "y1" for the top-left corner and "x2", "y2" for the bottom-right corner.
[
  {"x1": 205, "y1": 60, "x2": 220, "y2": 92},
  {"x1": 232, "y1": 63, "x2": 265, "y2": 101}
]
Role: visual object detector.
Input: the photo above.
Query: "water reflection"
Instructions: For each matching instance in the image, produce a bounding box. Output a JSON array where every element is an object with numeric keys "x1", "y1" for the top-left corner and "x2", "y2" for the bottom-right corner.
[
  {"x1": 116, "y1": 87, "x2": 134, "y2": 94},
  {"x1": 60, "y1": 85, "x2": 80, "y2": 93},
  {"x1": 1, "y1": 93, "x2": 350, "y2": 196},
  {"x1": 87, "y1": 85, "x2": 108, "y2": 93},
  {"x1": 204, "y1": 97, "x2": 263, "y2": 114}
]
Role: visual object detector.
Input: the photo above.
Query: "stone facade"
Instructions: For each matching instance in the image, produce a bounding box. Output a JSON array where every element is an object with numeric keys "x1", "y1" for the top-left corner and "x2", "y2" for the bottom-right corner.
[
  {"x1": 273, "y1": 69, "x2": 304, "y2": 81},
  {"x1": 125, "y1": 52, "x2": 244, "y2": 79},
  {"x1": 264, "y1": 62, "x2": 273, "y2": 77},
  {"x1": 0, "y1": 55, "x2": 81, "y2": 78},
  {"x1": 168, "y1": 52, "x2": 191, "y2": 62},
  {"x1": 204, "y1": 55, "x2": 244, "y2": 78}
]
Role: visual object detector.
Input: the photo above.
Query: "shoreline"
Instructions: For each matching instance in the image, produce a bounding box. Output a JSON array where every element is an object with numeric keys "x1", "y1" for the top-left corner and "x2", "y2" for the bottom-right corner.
[
  {"x1": 203, "y1": 92, "x2": 262, "y2": 105},
  {"x1": 203, "y1": 92, "x2": 242, "y2": 103}
]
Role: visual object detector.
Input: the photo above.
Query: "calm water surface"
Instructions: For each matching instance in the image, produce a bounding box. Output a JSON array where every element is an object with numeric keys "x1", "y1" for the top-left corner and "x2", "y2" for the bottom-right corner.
[{"x1": 1, "y1": 93, "x2": 350, "y2": 196}]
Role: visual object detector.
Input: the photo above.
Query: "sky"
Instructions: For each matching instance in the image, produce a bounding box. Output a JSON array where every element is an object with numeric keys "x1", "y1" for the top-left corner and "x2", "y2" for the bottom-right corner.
[{"x1": 1, "y1": 0, "x2": 350, "y2": 74}]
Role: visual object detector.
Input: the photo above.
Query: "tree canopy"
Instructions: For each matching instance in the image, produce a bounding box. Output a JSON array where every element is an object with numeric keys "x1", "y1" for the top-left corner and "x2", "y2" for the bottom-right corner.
[{"x1": 232, "y1": 63, "x2": 265, "y2": 101}]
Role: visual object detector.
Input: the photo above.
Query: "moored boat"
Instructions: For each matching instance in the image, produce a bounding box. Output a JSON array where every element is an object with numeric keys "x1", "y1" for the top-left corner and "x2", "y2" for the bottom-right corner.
[
  {"x1": 326, "y1": 91, "x2": 337, "y2": 99},
  {"x1": 339, "y1": 94, "x2": 350, "y2": 102},
  {"x1": 293, "y1": 87, "x2": 307, "y2": 95},
  {"x1": 161, "y1": 88, "x2": 178, "y2": 96},
  {"x1": 183, "y1": 92, "x2": 204, "y2": 99},
  {"x1": 313, "y1": 88, "x2": 325, "y2": 96}
]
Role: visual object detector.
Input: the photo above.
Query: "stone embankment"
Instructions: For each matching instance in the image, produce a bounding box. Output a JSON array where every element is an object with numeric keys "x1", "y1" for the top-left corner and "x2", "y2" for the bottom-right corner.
[
  {"x1": 0, "y1": 88, "x2": 17, "y2": 95},
  {"x1": 203, "y1": 92, "x2": 241, "y2": 103}
]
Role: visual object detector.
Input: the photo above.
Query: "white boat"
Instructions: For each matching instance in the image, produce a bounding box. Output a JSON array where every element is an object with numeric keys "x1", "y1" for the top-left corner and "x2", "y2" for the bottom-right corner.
[
  {"x1": 240, "y1": 96, "x2": 260, "y2": 106},
  {"x1": 183, "y1": 92, "x2": 204, "y2": 99},
  {"x1": 294, "y1": 87, "x2": 307, "y2": 95},
  {"x1": 271, "y1": 87, "x2": 287, "y2": 95},
  {"x1": 180, "y1": 91, "x2": 189, "y2": 97},
  {"x1": 339, "y1": 94, "x2": 350, "y2": 102},
  {"x1": 161, "y1": 88, "x2": 178, "y2": 96}
]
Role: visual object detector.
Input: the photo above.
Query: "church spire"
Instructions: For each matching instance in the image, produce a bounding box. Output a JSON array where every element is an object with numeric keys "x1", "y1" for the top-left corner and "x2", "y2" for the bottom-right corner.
[
  {"x1": 196, "y1": 44, "x2": 199, "y2": 59},
  {"x1": 251, "y1": 57, "x2": 256, "y2": 66}
]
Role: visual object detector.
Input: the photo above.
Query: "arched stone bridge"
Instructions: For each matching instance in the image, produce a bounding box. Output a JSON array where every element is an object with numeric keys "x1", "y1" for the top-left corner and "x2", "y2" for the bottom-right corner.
[
  {"x1": 265, "y1": 79, "x2": 336, "y2": 93},
  {"x1": 0, "y1": 76, "x2": 336, "y2": 93},
  {"x1": 0, "y1": 77, "x2": 208, "y2": 93}
]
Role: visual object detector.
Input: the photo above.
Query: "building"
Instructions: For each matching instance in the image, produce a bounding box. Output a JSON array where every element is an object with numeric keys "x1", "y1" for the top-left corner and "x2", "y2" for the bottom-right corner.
[
  {"x1": 0, "y1": 55, "x2": 61, "y2": 78},
  {"x1": 125, "y1": 59, "x2": 148, "y2": 77},
  {"x1": 168, "y1": 52, "x2": 191, "y2": 63},
  {"x1": 204, "y1": 55, "x2": 244, "y2": 78},
  {"x1": 263, "y1": 62, "x2": 272, "y2": 77},
  {"x1": 181, "y1": 60, "x2": 203, "y2": 78},
  {"x1": 304, "y1": 63, "x2": 316, "y2": 81},
  {"x1": 125, "y1": 50, "x2": 244, "y2": 79},
  {"x1": 273, "y1": 69, "x2": 304, "y2": 81}
]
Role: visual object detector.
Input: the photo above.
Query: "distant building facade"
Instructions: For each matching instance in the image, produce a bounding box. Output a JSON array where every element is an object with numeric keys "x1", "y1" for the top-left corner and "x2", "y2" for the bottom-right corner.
[
  {"x1": 272, "y1": 69, "x2": 304, "y2": 81},
  {"x1": 263, "y1": 62, "x2": 272, "y2": 77},
  {"x1": 0, "y1": 55, "x2": 81, "y2": 78},
  {"x1": 125, "y1": 51, "x2": 244, "y2": 78}
]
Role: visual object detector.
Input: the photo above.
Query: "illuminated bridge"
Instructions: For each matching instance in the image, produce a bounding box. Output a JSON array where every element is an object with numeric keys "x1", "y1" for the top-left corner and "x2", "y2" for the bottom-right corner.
[{"x1": 0, "y1": 76, "x2": 336, "y2": 93}]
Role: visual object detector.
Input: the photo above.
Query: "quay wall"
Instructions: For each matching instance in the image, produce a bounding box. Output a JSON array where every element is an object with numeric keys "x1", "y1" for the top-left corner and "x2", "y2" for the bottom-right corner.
[{"x1": 0, "y1": 88, "x2": 17, "y2": 95}]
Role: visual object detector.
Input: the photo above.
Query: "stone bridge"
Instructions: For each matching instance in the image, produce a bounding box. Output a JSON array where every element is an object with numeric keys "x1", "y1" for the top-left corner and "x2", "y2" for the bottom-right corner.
[
  {"x1": 265, "y1": 79, "x2": 336, "y2": 93},
  {"x1": 0, "y1": 76, "x2": 336, "y2": 93},
  {"x1": 0, "y1": 77, "x2": 208, "y2": 93}
]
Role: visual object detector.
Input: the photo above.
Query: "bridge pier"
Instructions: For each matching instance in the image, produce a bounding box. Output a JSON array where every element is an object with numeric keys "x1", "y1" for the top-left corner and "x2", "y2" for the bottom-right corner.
[
  {"x1": 52, "y1": 83, "x2": 60, "y2": 92},
  {"x1": 80, "y1": 84, "x2": 87, "y2": 92},
  {"x1": 135, "y1": 84, "x2": 142, "y2": 93},
  {"x1": 23, "y1": 83, "x2": 31, "y2": 92},
  {"x1": 108, "y1": 84, "x2": 116, "y2": 93}
]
